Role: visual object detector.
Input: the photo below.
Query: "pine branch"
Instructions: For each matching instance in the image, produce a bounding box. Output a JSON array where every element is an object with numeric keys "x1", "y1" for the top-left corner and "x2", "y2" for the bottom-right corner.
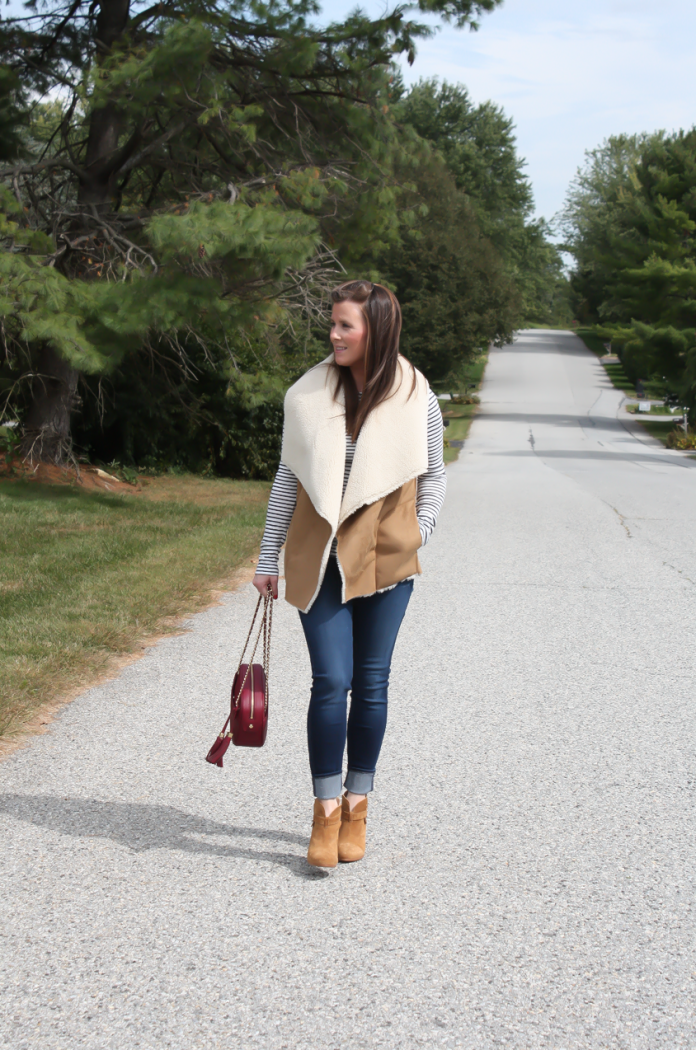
[
  {"x1": 115, "y1": 121, "x2": 189, "y2": 180},
  {"x1": 0, "y1": 157, "x2": 88, "y2": 181},
  {"x1": 34, "y1": 0, "x2": 86, "y2": 68}
]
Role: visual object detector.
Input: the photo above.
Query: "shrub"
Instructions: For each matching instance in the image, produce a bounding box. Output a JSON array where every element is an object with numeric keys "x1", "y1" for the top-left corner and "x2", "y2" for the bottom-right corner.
[{"x1": 666, "y1": 429, "x2": 696, "y2": 450}]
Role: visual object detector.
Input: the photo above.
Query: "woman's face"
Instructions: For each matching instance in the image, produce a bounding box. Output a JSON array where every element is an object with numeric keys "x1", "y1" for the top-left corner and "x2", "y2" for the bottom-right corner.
[{"x1": 330, "y1": 300, "x2": 368, "y2": 371}]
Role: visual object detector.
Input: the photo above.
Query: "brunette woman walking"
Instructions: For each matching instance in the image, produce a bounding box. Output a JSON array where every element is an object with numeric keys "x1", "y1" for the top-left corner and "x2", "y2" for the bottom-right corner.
[{"x1": 253, "y1": 280, "x2": 446, "y2": 868}]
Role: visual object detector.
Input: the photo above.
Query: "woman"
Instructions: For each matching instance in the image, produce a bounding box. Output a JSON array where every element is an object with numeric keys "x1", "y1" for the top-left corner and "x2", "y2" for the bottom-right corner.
[{"x1": 253, "y1": 280, "x2": 446, "y2": 868}]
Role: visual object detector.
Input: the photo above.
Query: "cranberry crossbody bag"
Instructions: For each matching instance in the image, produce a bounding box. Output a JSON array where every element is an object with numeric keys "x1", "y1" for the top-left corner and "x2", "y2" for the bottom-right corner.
[{"x1": 205, "y1": 583, "x2": 273, "y2": 767}]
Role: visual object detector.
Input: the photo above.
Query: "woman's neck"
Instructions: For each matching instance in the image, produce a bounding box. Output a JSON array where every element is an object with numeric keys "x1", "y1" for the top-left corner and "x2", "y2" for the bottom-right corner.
[{"x1": 350, "y1": 362, "x2": 365, "y2": 393}]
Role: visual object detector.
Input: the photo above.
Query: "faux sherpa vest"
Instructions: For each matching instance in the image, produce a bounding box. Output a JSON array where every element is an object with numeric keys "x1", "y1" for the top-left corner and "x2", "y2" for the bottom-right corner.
[{"x1": 281, "y1": 354, "x2": 429, "y2": 612}]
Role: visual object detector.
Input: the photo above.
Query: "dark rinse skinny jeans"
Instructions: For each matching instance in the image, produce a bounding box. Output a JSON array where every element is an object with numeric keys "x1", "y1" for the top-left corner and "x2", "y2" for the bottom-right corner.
[{"x1": 299, "y1": 556, "x2": 413, "y2": 799}]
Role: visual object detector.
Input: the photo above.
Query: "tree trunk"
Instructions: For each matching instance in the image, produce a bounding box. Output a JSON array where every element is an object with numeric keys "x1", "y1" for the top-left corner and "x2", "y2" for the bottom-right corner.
[
  {"x1": 19, "y1": 345, "x2": 81, "y2": 464},
  {"x1": 21, "y1": 0, "x2": 131, "y2": 463},
  {"x1": 80, "y1": 0, "x2": 131, "y2": 211}
]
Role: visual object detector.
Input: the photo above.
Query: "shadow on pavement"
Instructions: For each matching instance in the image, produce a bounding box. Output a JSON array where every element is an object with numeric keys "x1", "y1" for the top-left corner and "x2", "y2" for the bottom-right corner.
[
  {"x1": 0, "y1": 794, "x2": 328, "y2": 879},
  {"x1": 507, "y1": 337, "x2": 597, "y2": 355},
  {"x1": 476, "y1": 412, "x2": 606, "y2": 427},
  {"x1": 493, "y1": 449, "x2": 690, "y2": 467}
]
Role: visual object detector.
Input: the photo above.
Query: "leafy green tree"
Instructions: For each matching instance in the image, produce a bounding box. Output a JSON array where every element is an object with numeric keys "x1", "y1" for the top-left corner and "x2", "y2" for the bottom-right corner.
[
  {"x1": 560, "y1": 129, "x2": 696, "y2": 415},
  {"x1": 379, "y1": 154, "x2": 519, "y2": 381},
  {"x1": 395, "y1": 78, "x2": 568, "y2": 325},
  {"x1": 1, "y1": 0, "x2": 503, "y2": 463},
  {"x1": 395, "y1": 79, "x2": 531, "y2": 237},
  {"x1": 557, "y1": 133, "x2": 659, "y2": 323}
]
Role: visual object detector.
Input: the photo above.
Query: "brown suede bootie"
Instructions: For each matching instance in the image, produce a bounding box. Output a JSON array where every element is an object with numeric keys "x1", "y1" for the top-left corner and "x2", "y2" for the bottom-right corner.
[
  {"x1": 307, "y1": 799, "x2": 341, "y2": 868},
  {"x1": 338, "y1": 794, "x2": 368, "y2": 862}
]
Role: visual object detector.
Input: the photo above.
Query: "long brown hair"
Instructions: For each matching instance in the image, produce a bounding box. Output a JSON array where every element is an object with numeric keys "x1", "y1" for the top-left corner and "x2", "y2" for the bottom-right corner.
[{"x1": 330, "y1": 279, "x2": 414, "y2": 440}]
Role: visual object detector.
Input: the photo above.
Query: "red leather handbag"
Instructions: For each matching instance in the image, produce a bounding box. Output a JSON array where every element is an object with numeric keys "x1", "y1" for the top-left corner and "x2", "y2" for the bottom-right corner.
[{"x1": 206, "y1": 584, "x2": 273, "y2": 768}]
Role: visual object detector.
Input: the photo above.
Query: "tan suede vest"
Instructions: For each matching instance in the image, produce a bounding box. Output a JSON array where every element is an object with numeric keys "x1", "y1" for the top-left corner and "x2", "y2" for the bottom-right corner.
[
  {"x1": 285, "y1": 479, "x2": 422, "y2": 611},
  {"x1": 281, "y1": 356, "x2": 429, "y2": 612}
]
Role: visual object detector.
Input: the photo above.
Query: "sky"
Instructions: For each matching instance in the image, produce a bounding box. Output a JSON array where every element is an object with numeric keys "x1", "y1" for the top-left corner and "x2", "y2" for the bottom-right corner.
[{"x1": 317, "y1": 0, "x2": 696, "y2": 222}]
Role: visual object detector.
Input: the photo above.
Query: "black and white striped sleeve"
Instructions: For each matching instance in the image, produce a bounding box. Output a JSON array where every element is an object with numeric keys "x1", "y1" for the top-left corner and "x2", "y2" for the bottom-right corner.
[
  {"x1": 417, "y1": 390, "x2": 447, "y2": 547},
  {"x1": 256, "y1": 463, "x2": 298, "y2": 575}
]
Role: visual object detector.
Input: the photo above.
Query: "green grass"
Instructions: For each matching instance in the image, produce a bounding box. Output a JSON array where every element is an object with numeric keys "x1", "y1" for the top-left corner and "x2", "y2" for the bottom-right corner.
[
  {"x1": 574, "y1": 328, "x2": 637, "y2": 395},
  {"x1": 602, "y1": 362, "x2": 636, "y2": 396},
  {"x1": 625, "y1": 404, "x2": 682, "y2": 416},
  {"x1": 431, "y1": 351, "x2": 489, "y2": 464},
  {"x1": 461, "y1": 353, "x2": 488, "y2": 390},
  {"x1": 574, "y1": 328, "x2": 607, "y2": 356},
  {"x1": 441, "y1": 403, "x2": 478, "y2": 464},
  {"x1": 635, "y1": 419, "x2": 684, "y2": 445},
  {"x1": 0, "y1": 475, "x2": 270, "y2": 737},
  {"x1": 519, "y1": 323, "x2": 576, "y2": 331},
  {"x1": 431, "y1": 352, "x2": 488, "y2": 397}
]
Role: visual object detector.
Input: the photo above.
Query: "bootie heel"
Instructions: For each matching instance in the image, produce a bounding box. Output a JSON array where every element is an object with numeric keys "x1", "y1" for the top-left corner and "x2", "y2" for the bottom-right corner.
[
  {"x1": 307, "y1": 799, "x2": 341, "y2": 868},
  {"x1": 338, "y1": 794, "x2": 368, "y2": 862}
]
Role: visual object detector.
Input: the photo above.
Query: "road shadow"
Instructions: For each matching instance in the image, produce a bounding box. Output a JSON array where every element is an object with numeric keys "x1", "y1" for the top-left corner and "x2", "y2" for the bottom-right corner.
[
  {"x1": 505, "y1": 334, "x2": 597, "y2": 355},
  {"x1": 0, "y1": 794, "x2": 329, "y2": 880},
  {"x1": 492, "y1": 448, "x2": 691, "y2": 468},
  {"x1": 476, "y1": 412, "x2": 608, "y2": 427}
]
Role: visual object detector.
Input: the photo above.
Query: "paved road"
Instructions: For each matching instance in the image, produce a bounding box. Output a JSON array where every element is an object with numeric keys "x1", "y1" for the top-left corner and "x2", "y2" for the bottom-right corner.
[{"x1": 2, "y1": 330, "x2": 695, "y2": 1049}]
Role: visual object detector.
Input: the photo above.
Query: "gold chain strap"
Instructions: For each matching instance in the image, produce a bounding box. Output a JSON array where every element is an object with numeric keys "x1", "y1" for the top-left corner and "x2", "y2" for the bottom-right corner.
[
  {"x1": 233, "y1": 583, "x2": 273, "y2": 711},
  {"x1": 263, "y1": 584, "x2": 273, "y2": 713}
]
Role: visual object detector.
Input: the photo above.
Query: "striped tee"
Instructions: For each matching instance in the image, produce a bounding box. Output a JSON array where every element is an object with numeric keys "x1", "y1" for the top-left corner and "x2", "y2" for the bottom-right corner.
[{"x1": 256, "y1": 388, "x2": 447, "y2": 576}]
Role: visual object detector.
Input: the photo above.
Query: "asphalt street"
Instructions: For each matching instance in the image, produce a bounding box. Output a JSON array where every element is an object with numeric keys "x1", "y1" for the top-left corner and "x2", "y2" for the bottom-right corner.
[{"x1": 1, "y1": 329, "x2": 695, "y2": 1049}]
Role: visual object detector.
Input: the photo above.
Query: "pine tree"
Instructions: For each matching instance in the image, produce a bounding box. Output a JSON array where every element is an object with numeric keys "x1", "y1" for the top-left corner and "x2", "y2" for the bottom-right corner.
[{"x1": 0, "y1": 0, "x2": 503, "y2": 462}]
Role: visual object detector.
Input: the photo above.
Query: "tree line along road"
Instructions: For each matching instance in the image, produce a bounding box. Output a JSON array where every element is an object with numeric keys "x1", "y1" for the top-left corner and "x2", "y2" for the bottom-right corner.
[{"x1": 1, "y1": 328, "x2": 694, "y2": 1049}]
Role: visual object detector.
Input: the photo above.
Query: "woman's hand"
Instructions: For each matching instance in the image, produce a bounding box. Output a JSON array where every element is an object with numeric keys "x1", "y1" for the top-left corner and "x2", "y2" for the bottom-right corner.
[{"x1": 253, "y1": 573, "x2": 278, "y2": 599}]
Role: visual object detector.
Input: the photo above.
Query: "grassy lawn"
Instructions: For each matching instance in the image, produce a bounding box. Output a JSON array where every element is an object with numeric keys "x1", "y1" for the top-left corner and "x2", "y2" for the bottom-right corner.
[
  {"x1": 625, "y1": 404, "x2": 683, "y2": 416},
  {"x1": 638, "y1": 420, "x2": 674, "y2": 442},
  {"x1": 574, "y1": 328, "x2": 607, "y2": 356},
  {"x1": 521, "y1": 324, "x2": 577, "y2": 331},
  {"x1": 441, "y1": 403, "x2": 479, "y2": 464},
  {"x1": 433, "y1": 351, "x2": 488, "y2": 464},
  {"x1": 575, "y1": 328, "x2": 637, "y2": 395},
  {"x1": 634, "y1": 419, "x2": 686, "y2": 446},
  {"x1": 431, "y1": 351, "x2": 488, "y2": 398},
  {"x1": 0, "y1": 475, "x2": 270, "y2": 738},
  {"x1": 459, "y1": 352, "x2": 488, "y2": 390},
  {"x1": 602, "y1": 362, "x2": 637, "y2": 397}
]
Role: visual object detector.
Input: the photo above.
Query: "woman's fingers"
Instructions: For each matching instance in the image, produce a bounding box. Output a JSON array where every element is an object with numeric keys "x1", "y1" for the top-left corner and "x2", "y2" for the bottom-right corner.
[{"x1": 253, "y1": 573, "x2": 279, "y2": 598}]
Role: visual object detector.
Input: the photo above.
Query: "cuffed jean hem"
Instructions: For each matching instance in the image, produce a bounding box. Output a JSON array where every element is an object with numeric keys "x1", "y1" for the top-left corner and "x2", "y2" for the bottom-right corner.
[
  {"x1": 312, "y1": 773, "x2": 343, "y2": 800},
  {"x1": 344, "y1": 769, "x2": 375, "y2": 794}
]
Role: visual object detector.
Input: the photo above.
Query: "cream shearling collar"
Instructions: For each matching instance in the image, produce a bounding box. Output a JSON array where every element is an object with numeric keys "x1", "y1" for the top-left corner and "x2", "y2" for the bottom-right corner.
[{"x1": 280, "y1": 354, "x2": 429, "y2": 530}]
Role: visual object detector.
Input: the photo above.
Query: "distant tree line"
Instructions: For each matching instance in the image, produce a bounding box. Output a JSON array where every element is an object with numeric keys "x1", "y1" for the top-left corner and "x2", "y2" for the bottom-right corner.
[
  {"x1": 0, "y1": 0, "x2": 566, "y2": 477},
  {"x1": 559, "y1": 129, "x2": 696, "y2": 420}
]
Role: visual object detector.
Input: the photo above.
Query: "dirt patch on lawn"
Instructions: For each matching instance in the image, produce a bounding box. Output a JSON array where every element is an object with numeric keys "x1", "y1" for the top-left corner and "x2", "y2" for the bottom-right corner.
[{"x1": 0, "y1": 456, "x2": 139, "y2": 494}]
